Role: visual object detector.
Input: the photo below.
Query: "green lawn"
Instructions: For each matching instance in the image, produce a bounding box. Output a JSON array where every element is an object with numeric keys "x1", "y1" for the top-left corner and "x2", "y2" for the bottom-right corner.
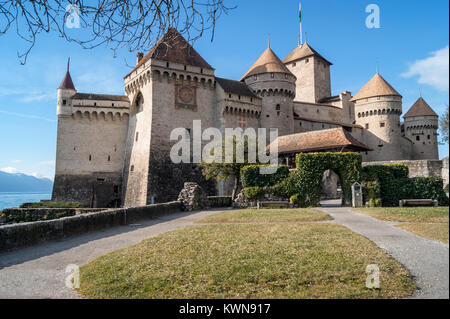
[
  {"x1": 353, "y1": 207, "x2": 449, "y2": 244},
  {"x1": 196, "y1": 208, "x2": 332, "y2": 223},
  {"x1": 78, "y1": 209, "x2": 416, "y2": 299}
]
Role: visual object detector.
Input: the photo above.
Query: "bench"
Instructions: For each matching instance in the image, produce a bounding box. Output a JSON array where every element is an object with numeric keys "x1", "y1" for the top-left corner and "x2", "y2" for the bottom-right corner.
[
  {"x1": 399, "y1": 199, "x2": 438, "y2": 207},
  {"x1": 257, "y1": 201, "x2": 291, "y2": 209}
]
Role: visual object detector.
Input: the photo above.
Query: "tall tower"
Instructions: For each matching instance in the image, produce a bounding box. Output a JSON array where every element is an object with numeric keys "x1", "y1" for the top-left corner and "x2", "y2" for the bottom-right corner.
[
  {"x1": 241, "y1": 47, "x2": 296, "y2": 138},
  {"x1": 57, "y1": 58, "x2": 76, "y2": 117},
  {"x1": 403, "y1": 97, "x2": 439, "y2": 160},
  {"x1": 283, "y1": 42, "x2": 332, "y2": 103},
  {"x1": 351, "y1": 73, "x2": 407, "y2": 161}
]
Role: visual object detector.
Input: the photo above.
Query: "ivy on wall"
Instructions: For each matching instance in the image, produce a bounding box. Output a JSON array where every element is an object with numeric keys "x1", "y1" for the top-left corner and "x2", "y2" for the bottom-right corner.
[{"x1": 292, "y1": 152, "x2": 362, "y2": 206}]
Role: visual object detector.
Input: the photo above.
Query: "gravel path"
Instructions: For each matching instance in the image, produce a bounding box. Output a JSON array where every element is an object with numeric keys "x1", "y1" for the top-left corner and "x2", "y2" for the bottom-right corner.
[
  {"x1": 0, "y1": 208, "x2": 226, "y2": 299},
  {"x1": 318, "y1": 205, "x2": 449, "y2": 299}
]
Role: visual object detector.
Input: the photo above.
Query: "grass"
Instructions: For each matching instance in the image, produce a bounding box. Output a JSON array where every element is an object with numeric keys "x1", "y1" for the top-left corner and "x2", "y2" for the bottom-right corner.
[
  {"x1": 78, "y1": 209, "x2": 416, "y2": 299},
  {"x1": 196, "y1": 208, "x2": 332, "y2": 223},
  {"x1": 353, "y1": 207, "x2": 449, "y2": 244},
  {"x1": 396, "y1": 223, "x2": 449, "y2": 244}
]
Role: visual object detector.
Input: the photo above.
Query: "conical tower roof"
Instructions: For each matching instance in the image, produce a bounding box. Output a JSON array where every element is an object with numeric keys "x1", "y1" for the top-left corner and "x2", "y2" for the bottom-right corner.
[
  {"x1": 240, "y1": 47, "x2": 294, "y2": 81},
  {"x1": 350, "y1": 73, "x2": 401, "y2": 102},
  {"x1": 58, "y1": 58, "x2": 75, "y2": 90},
  {"x1": 404, "y1": 97, "x2": 438, "y2": 118},
  {"x1": 283, "y1": 43, "x2": 332, "y2": 65},
  {"x1": 126, "y1": 28, "x2": 213, "y2": 77}
]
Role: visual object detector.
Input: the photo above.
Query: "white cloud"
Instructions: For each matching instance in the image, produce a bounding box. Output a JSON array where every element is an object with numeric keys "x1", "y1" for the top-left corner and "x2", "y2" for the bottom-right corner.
[
  {"x1": 0, "y1": 167, "x2": 19, "y2": 174},
  {"x1": 401, "y1": 46, "x2": 449, "y2": 92},
  {"x1": 11, "y1": 160, "x2": 23, "y2": 163}
]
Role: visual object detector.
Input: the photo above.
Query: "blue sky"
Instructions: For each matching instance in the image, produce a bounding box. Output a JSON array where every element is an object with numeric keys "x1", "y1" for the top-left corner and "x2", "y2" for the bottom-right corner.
[{"x1": 0, "y1": 0, "x2": 448, "y2": 179}]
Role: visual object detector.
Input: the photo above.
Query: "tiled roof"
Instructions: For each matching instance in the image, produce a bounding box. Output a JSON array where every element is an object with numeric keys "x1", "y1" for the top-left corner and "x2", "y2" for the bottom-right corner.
[
  {"x1": 59, "y1": 71, "x2": 75, "y2": 90},
  {"x1": 350, "y1": 73, "x2": 401, "y2": 102},
  {"x1": 126, "y1": 28, "x2": 213, "y2": 77},
  {"x1": 241, "y1": 48, "x2": 294, "y2": 80},
  {"x1": 72, "y1": 93, "x2": 130, "y2": 102},
  {"x1": 269, "y1": 128, "x2": 372, "y2": 154},
  {"x1": 282, "y1": 43, "x2": 332, "y2": 65},
  {"x1": 404, "y1": 97, "x2": 438, "y2": 118},
  {"x1": 215, "y1": 77, "x2": 259, "y2": 98}
]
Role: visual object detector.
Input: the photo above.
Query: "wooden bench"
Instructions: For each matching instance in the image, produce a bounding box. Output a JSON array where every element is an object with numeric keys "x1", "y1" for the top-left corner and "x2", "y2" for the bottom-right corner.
[
  {"x1": 399, "y1": 199, "x2": 438, "y2": 207},
  {"x1": 257, "y1": 201, "x2": 291, "y2": 209}
]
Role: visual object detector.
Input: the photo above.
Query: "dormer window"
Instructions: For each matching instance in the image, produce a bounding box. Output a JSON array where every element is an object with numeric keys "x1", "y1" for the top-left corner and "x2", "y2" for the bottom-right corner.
[
  {"x1": 112, "y1": 103, "x2": 114, "y2": 107},
  {"x1": 200, "y1": 68, "x2": 203, "y2": 74},
  {"x1": 271, "y1": 73, "x2": 274, "y2": 78},
  {"x1": 229, "y1": 94, "x2": 232, "y2": 99},
  {"x1": 166, "y1": 62, "x2": 170, "y2": 68}
]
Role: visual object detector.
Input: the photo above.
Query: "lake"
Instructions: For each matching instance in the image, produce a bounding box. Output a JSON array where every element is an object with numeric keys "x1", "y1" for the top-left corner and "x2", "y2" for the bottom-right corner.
[{"x1": 0, "y1": 192, "x2": 52, "y2": 210}]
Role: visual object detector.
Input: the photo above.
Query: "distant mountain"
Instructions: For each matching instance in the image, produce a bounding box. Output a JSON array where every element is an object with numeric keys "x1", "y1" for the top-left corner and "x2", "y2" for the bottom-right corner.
[{"x1": 0, "y1": 171, "x2": 53, "y2": 192}]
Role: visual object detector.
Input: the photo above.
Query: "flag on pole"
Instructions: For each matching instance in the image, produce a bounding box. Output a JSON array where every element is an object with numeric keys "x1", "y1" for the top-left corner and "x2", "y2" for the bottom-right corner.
[
  {"x1": 299, "y1": 2, "x2": 303, "y2": 45},
  {"x1": 299, "y1": 2, "x2": 302, "y2": 23}
]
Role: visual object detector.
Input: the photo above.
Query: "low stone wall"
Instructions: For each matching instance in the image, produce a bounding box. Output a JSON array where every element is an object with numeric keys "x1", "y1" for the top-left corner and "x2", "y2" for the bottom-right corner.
[
  {"x1": 207, "y1": 196, "x2": 232, "y2": 208},
  {"x1": 0, "y1": 201, "x2": 182, "y2": 252},
  {"x1": 0, "y1": 208, "x2": 105, "y2": 225}
]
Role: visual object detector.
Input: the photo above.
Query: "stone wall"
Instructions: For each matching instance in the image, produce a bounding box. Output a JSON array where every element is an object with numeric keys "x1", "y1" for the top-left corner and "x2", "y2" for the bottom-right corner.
[
  {"x1": 0, "y1": 208, "x2": 104, "y2": 225},
  {"x1": 178, "y1": 182, "x2": 232, "y2": 211},
  {"x1": 0, "y1": 202, "x2": 182, "y2": 252}
]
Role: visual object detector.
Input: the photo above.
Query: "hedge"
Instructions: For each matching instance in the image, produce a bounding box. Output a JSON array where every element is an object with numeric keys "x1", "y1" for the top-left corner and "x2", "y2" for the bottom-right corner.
[
  {"x1": 362, "y1": 165, "x2": 448, "y2": 206},
  {"x1": 292, "y1": 152, "x2": 362, "y2": 206},
  {"x1": 240, "y1": 165, "x2": 290, "y2": 188}
]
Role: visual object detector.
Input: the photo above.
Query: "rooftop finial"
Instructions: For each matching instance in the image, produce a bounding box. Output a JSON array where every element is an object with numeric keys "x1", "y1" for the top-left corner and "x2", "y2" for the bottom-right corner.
[
  {"x1": 67, "y1": 57, "x2": 70, "y2": 72},
  {"x1": 419, "y1": 88, "x2": 422, "y2": 98}
]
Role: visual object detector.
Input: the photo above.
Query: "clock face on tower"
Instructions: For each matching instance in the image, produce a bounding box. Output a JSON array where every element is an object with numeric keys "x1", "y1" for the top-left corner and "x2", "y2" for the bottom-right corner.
[
  {"x1": 175, "y1": 85, "x2": 197, "y2": 111},
  {"x1": 178, "y1": 87, "x2": 194, "y2": 104}
]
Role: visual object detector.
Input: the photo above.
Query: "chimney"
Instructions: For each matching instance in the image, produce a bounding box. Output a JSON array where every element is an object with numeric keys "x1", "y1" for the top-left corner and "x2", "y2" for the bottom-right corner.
[{"x1": 136, "y1": 52, "x2": 144, "y2": 65}]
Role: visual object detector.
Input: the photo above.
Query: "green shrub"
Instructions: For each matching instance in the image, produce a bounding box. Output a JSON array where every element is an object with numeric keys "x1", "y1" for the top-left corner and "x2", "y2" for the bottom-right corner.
[
  {"x1": 289, "y1": 194, "x2": 306, "y2": 207},
  {"x1": 240, "y1": 165, "x2": 290, "y2": 188},
  {"x1": 244, "y1": 186, "x2": 264, "y2": 201},
  {"x1": 369, "y1": 198, "x2": 382, "y2": 207}
]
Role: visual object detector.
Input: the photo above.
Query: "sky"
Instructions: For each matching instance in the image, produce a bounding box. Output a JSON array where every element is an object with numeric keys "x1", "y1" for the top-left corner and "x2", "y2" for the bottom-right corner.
[{"x1": 0, "y1": 0, "x2": 448, "y2": 180}]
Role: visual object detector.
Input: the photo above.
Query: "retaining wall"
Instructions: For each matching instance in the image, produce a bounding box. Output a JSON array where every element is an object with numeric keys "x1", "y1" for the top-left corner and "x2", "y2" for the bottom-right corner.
[{"x1": 0, "y1": 201, "x2": 182, "y2": 252}]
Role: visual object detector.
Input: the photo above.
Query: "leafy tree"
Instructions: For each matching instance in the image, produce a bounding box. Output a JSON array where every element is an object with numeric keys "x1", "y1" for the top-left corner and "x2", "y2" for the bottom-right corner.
[
  {"x1": 440, "y1": 104, "x2": 449, "y2": 143},
  {"x1": 199, "y1": 135, "x2": 263, "y2": 200}
]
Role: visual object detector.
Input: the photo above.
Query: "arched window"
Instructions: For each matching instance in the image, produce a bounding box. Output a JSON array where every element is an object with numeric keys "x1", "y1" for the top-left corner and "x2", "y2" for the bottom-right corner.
[{"x1": 134, "y1": 92, "x2": 144, "y2": 113}]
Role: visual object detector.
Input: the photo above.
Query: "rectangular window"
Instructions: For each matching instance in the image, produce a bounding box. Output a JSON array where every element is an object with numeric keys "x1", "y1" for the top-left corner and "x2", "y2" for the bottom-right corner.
[
  {"x1": 380, "y1": 122, "x2": 385, "y2": 127},
  {"x1": 62, "y1": 99, "x2": 67, "y2": 105},
  {"x1": 135, "y1": 132, "x2": 139, "y2": 142},
  {"x1": 416, "y1": 136, "x2": 420, "y2": 141},
  {"x1": 365, "y1": 123, "x2": 369, "y2": 129}
]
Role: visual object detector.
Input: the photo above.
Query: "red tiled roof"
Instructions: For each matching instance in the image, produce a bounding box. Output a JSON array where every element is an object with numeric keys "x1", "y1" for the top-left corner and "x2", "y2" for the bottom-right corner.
[
  {"x1": 241, "y1": 48, "x2": 294, "y2": 81},
  {"x1": 350, "y1": 73, "x2": 401, "y2": 102},
  {"x1": 125, "y1": 28, "x2": 213, "y2": 77},
  {"x1": 282, "y1": 43, "x2": 332, "y2": 65},
  {"x1": 269, "y1": 128, "x2": 372, "y2": 154},
  {"x1": 59, "y1": 71, "x2": 75, "y2": 90},
  {"x1": 404, "y1": 97, "x2": 438, "y2": 118}
]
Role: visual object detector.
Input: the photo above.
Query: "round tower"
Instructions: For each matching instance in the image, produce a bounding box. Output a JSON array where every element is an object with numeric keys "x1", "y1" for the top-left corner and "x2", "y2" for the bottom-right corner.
[
  {"x1": 57, "y1": 58, "x2": 76, "y2": 117},
  {"x1": 403, "y1": 97, "x2": 439, "y2": 160},
  {"x1": 240, "y1": 47, "x2": 296, "y2": 138},
  {"x1": 351, "y1": 73, "x2": 406, "y2": 161}
]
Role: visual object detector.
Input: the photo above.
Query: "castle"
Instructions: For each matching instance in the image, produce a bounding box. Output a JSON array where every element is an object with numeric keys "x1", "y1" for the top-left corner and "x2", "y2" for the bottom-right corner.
[{"x1": 52, "y1": 28, "x2": 440, "y2": 207}]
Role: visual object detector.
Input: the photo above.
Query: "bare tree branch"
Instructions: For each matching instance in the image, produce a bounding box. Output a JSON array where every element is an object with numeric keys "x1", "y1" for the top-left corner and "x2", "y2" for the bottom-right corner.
[{"x1": 0, "y1": 0, "x2": 236, "y2": 64}]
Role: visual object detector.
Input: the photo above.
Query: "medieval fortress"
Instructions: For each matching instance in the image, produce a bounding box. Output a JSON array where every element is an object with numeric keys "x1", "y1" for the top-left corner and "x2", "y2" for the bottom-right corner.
[{"x1": 52, "y1": 28, "x2": 444, "y2": 207}]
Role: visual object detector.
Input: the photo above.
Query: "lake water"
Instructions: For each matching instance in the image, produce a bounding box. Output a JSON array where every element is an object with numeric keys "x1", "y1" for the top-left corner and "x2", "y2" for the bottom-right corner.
[{"x1": 0, "y1": 192, "x2": 52, "y2": 210}]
